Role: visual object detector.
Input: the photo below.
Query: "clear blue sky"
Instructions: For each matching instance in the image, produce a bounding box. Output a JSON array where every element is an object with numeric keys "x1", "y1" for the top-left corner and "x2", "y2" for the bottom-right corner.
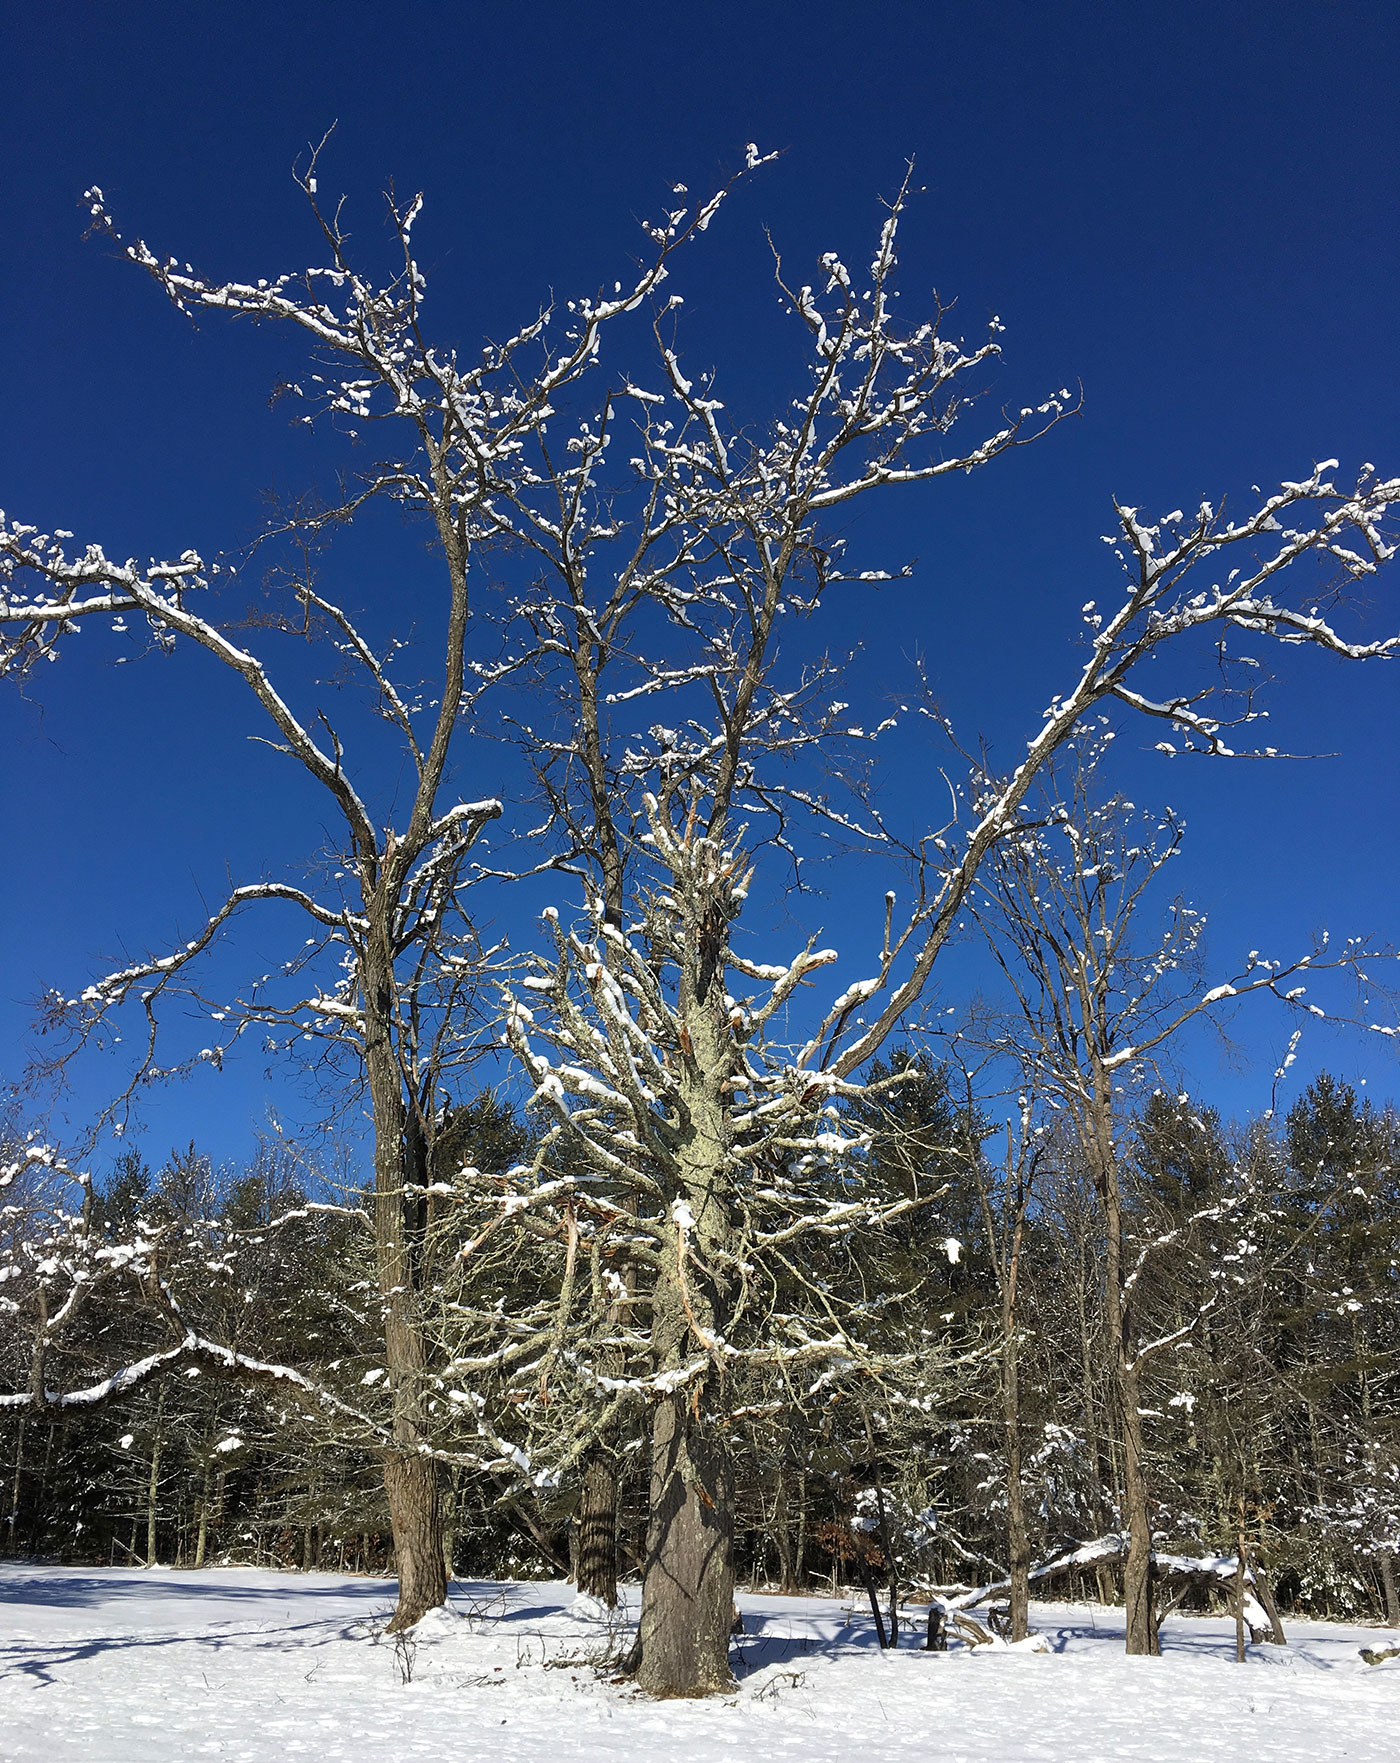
[{"x1": 3, "y1": 0, "x2": 1397, "y2": 1173}]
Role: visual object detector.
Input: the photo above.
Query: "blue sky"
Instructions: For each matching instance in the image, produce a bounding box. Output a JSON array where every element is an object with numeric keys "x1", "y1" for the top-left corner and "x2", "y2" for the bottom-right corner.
[{"x1": 2, "y1": 0, "x2": 1397, "y2": 1174}]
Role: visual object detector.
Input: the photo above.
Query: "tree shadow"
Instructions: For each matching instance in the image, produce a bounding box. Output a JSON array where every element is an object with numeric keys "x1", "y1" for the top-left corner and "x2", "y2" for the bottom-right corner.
[{"x1": 0, "y1": 1566, "x2": 394, "y2": 1612}]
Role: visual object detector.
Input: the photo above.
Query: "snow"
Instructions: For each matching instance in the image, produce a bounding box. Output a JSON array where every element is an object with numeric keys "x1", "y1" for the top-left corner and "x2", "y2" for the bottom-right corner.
[{"x1": 0, "y1": 1564, "x2": 1396, "y2": 1762}]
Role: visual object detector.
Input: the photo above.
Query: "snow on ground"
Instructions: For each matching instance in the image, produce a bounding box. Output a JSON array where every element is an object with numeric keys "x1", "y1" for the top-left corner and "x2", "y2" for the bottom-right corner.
[{"x1": 0, "y1": 1562, "x2": 1395, "y2": 1762}]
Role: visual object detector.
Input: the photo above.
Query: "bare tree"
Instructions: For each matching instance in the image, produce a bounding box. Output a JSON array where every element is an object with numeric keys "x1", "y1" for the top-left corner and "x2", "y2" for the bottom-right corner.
[
  {"x1": 3, "y1": 146, "x2": 1397, "y2": 1685},
  {"x1": 0, "y1": 147, "x2": 749, "y2": 1628},
  {"x1": 476, "y1": 183, "x2": 1400, "y2": 1684},
  {"x1": 964, "y1": 743, "x2": 1392, "y2": 1650}
]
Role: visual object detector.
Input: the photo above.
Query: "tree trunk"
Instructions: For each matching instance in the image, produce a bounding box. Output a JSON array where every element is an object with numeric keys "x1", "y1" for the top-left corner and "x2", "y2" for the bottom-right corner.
[
  {"x1": 861, "y1": 1554, "x2": 889, "y2": 1647},
  {"x1": 383, "y1": 1453, "x2": 445, "y2": 1632},
  {"x1": 28, "y1": 1423, "x2": 55, "y2": 1556},
  {"x1": 1380, "y1": 1551, "x2": 1400, "y2": 1628},
  {"x1": 636, "y1": 1391, "x2": 735, "y2": 1696},
  {"x1": 7, "y1": 1417, "x2": 23, "y2": 1553},
  {"x1": 1093, "y1": 1075, "x2": 1157, "y2": 1656},
  {"x1": 1118, "y1": 1358, "x2": 1157, "y2": 1652},
  {"x1": 773, "y1": 1467, "x2": 797, "y2": 1594},
  {"x1": 442, "y1": 1467, "x2": 458, "y2": 1585},
  {"x1": 1251, "y1": 1555, "x2": 1288, "y2": 1644},
  {"x1": 1005, "y1": 1391, "x2": 1030, "y2": 1639},
  {"x1": 634, "y1": 953, "x2": 738, "y2": 1696},
  {"x1": 194, "y1": 1455, "x2": 214, "y2": 1568},
  {"x1": 1001, "y1": 1260, "x2": 1030, "y2": 1641},
  {"x1": 364, "y1": 932, "x2": 446, "y2": 1633},
  {"x1": 145, "y1": 1388, "x2": 166, "y2": 1568},
  {"x1": 794, "y1": 1470, "x2": 807, "y2": 1591},
  {"x1": 578, "y1": 1450, "x2": 619, "y2": 1606}
]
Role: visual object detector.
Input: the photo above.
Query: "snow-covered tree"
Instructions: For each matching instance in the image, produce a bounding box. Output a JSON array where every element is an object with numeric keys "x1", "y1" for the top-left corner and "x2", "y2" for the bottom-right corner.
[{"x1": 3, "y1": 142, "x2": 1398, "y2": 1688}]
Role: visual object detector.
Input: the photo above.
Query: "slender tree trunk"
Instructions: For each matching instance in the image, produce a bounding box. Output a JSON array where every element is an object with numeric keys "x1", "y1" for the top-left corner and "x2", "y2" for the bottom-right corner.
[
  {"x1": 8, "y1": 1417, "x2": 24, "y2": 1553},
  {"x1": 145, "y1": 1388, "x2": 166, "y2": 1568},
  {"x1": 364, "y1": 930, "x2": 446, "y2": 1633},
  {"x1": 1004, "y1": 1328, "x2": 1031, "y2": 1642},
  {"x1": 862, "y1": 1553, "x2": 889, "y2": 1647},
  {"x1": 1379, "y1": 1552, "x2": 1400, "y2": 1628},
  {"x1": 1118, "y1": 1364, "x2": 1156, "y2": 1654},
  {"x1": 1094, "y1": 1078, "x2": 1157, "y2": 1656},
  {"x1": 578, "y1": 1450, "x2": 619, "y2": 1606},
  {"x1": 442, "y1": 1467, "x2": 459, "y2": 1586},
  {"x1": 773, "y1": 1467, "x2": 797, "y2": 1594},
  {"x1": 1251, "y1": 1555, "x2": 1288, "y2": 1644},
  {"x1": 990, "y1": 1176, "x2": 1031, "y2": 1645},
  {"x1": 794, "y1": 1470, "x2": 807, "y2": 1590},
  {"x1": 28, "y1": 1423, "x2": 55, "y2": 1556},
  {"x1": 194, "y1": 1455, "x2": 214, "y2": 1568}
]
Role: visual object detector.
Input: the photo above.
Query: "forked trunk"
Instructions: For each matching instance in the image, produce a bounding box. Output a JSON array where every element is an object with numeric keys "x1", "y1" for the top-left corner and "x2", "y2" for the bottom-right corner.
[{"x1": 636, "y1": 1391, "x2": 735, "y2": 1696}]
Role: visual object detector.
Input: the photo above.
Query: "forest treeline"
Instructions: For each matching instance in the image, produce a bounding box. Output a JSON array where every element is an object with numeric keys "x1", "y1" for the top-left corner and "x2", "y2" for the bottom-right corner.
[{"x1": 4, "y1": 1066, "x2": 1396, "y2": 1629}]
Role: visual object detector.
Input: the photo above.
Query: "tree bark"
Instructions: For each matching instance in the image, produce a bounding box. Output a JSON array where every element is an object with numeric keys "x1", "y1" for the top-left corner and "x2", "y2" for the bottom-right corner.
[
  {"x1": 145, "y1": 1387, "x2": 166, "y2": 1568},
  {"x1": 634, "y1": 928, "x2": 738, "y2": 1696},
  {"x1": 637, "y1": 1390, "x2": 735, "y2": 1695},
  {"x1": 383, "y1": 1453, "x2": 445, "y2": 1632},
  {"x1": 364, "y1": 929, "x2": 447, "y2": 1633},
  {"x1": 1251, "y1": 1555, "x2": 1287, "y2": 1644},
  {"x1": 1118, "y1": 1364, "x2": 1157, "y2": 1654},
  {"x1": 194, "y1": 1455, "x2": 214, "y2": 1568},
  {"x1": 1004, "y1": 1330, "x2": 1031, "y2": 1642},
  {"x1": 7, "y1": 1416, "x2": 23, "y2": 1553},
  {"x1": 1380, "y1": 1552, "x2": 1400, "y2": 1628},
  {"x1": 578, "y1": 1450, "x2": 619, "y2": 1606},
  {"x1": 1093, "y1": 1074, "x2": 1157, "y2": 1656},
  {"x1": 773, "y1": 1466, "x2": 798, "y2": 1594}
]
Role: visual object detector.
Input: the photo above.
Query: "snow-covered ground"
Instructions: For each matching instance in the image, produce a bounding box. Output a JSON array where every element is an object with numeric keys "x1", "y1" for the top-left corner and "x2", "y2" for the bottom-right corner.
[{"x1": 0, "y1": 1562, "x2": 1394, "y2": 1762}]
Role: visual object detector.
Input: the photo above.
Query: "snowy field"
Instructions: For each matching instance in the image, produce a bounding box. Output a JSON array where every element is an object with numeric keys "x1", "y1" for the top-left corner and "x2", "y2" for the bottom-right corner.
[{"x1": 0, "y1": 1563, "x2": 1395, "y2": 1762}]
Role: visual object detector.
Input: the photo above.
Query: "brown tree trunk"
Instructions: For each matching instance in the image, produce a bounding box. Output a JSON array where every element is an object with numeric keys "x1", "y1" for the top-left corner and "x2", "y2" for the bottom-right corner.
[
  {"x1": 794, "y1": 1471, "x2": 807, "y2": 1591},
  {"x1": 1251, "y1": 1555, "x2": 1287, "y2": 1644},
  {"x1": 7, "y1": 1417, "x2": 23, "y2": 1553},
  {"x1": 145, "y1": 1387, "x2": 166, "y2": 1568},
  {"x1": 383, "y1": 1453, "x2": 445, "y2": 1631},
  {"x1": 441, "y1": 1467, "x2": 459, "y2": 1585},
  {"x1": 1379, "y1": 1552, "x2": 1400, "y2": 1628},
  {"x1": 634, "y1": 952, "x2": 738, "y2": 1696},
  {"x1": 1094, "y1": 1077, "x2": 1157, "y2": 1656},
  {"x1": 1004, "y1": 1332, "x2": 1031, "y2": 1642},
  {"x1": 364, "y1": 933, "x2": 446, "y2": 1634},
  {"x1": 773, "y1": 1466, "x2": 798, "y2": 1594},
  {"x1": 194, "y1": 1455, "x2": 214, "y2": 1568},
  {"x1": 636, "y1": 1390, "x2": 735, "y2": 1696},
  {"x1": 578, "y1": 1450, "x2": 619, "y2": 1606},
  {"x1": 1118, "y1": 1365, "x2": 1157, "y2": 1654}
]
